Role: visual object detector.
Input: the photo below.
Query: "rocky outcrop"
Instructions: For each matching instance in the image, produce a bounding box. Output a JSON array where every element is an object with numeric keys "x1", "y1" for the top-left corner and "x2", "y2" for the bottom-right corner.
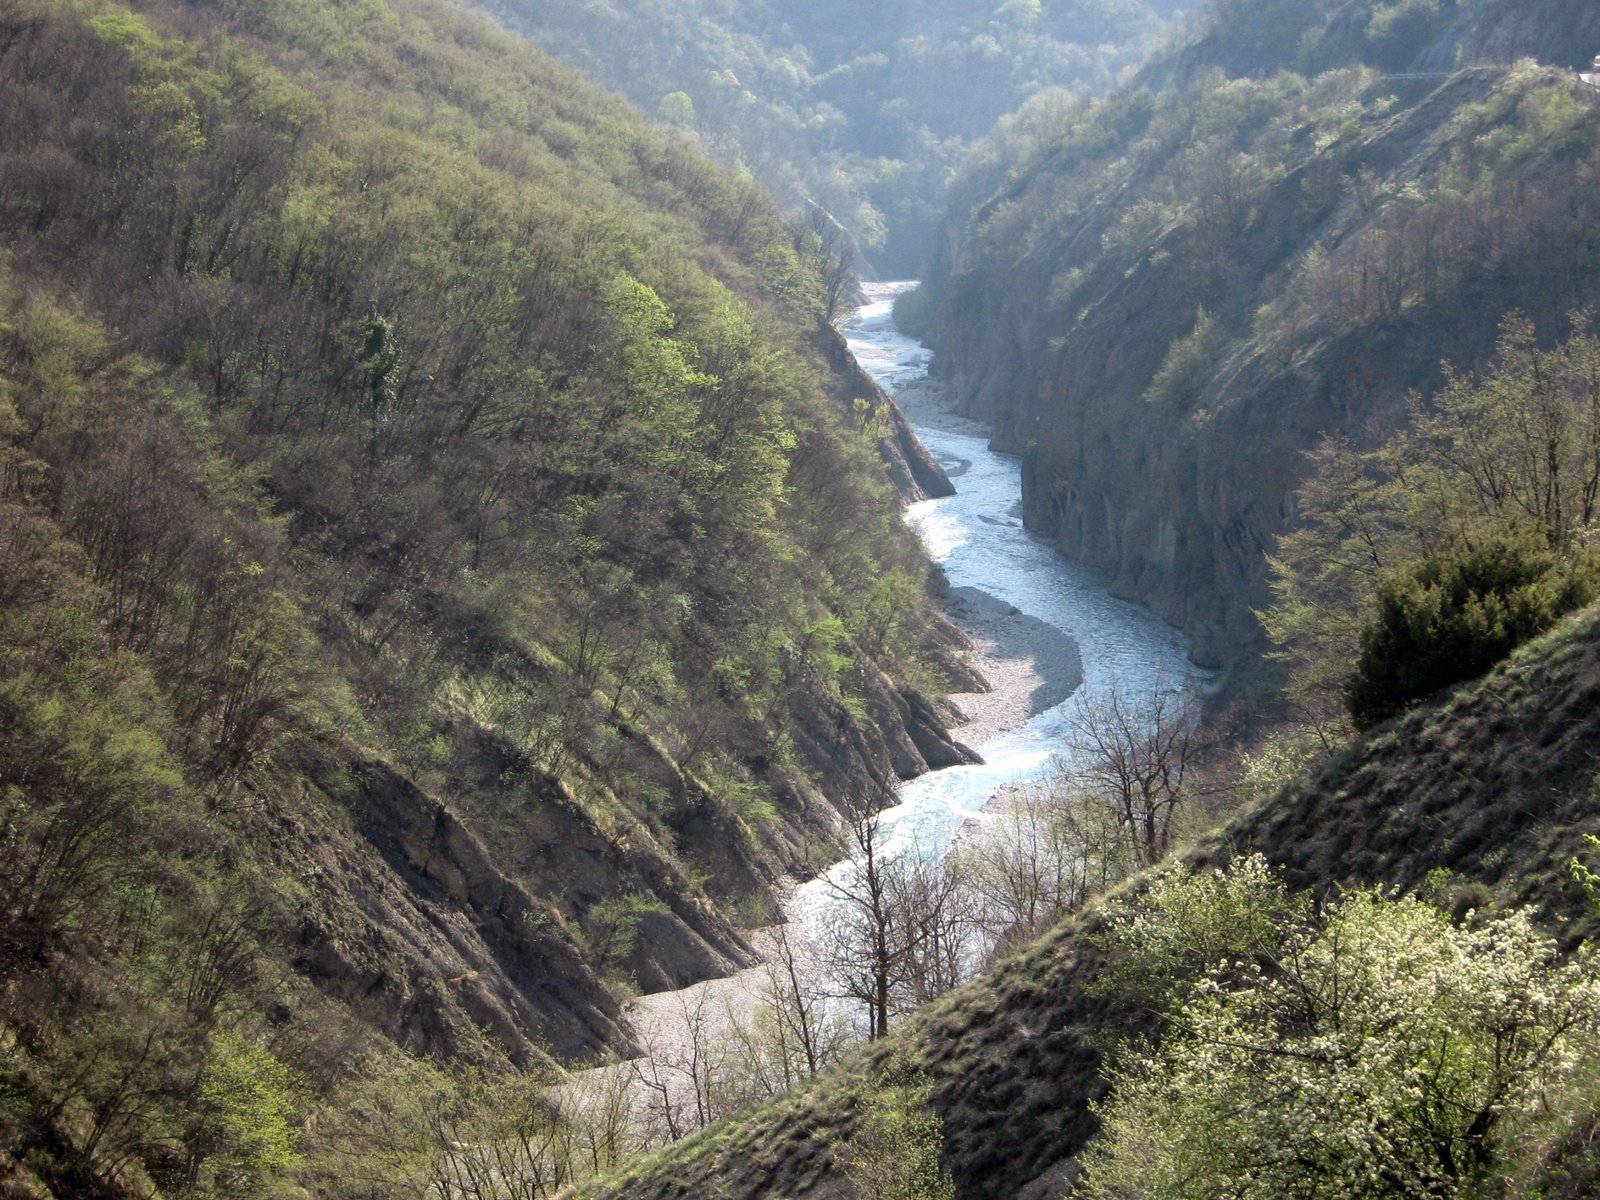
[
  {"x1": 791, "y1": 660, "x2": 977, "y2": 787},
  {"x1": 276, "y1": 584, "x2": 981, "y2": 1068},
  {"x1": 811, "y1": 326, "x2": 956, "y2": 502},
  {"x1": 284, "y1": 743, "x2": 630, "y2": 1066}
]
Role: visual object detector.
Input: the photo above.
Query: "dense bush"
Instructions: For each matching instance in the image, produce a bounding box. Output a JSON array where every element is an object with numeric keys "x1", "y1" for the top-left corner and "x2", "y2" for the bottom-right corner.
[
  {"x1": 836, "y1": 1063, "x2": 955, "y2": 1200},
  {"x1": 1347, "y1": 530, "x2": 1600, "y2": 728},
  {"x1": 1082, "y1": 858, "x2": 1600, "y2": 1200}
]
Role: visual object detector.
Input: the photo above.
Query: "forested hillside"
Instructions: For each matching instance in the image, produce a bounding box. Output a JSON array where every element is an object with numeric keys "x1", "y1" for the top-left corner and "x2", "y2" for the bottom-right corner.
[
  {"x1": 16, "y1": 0, "x2": 1600, "y2": 1194},
  {"x1": 912, "y1": 0, "x2": 1600, "y2": 695},
  {"x1": 479, "y1": 0, "x2": 1194, "y2": 274},
  {"x1": 564, "y1": 3, "x2": 1600, "y2": 1195},
  {"x1": 0, "y1": 0, "x2": 978, "y2": 1193}
]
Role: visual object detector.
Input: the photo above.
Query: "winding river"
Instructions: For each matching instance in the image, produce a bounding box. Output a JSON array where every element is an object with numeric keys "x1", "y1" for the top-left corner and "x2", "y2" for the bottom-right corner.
[
  {"x1": 790, "y1": 283, "x2": 1204, "y2": 928},
  {"x1": 605, "y1": 282, "x2": 1209, "y2": 1128}
]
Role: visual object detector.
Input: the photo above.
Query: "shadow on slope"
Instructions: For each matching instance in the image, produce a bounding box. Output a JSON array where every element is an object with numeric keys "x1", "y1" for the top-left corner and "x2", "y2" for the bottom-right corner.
[{"x1": 588, "y1": 603, "x2": 1600, "y2": 1199}]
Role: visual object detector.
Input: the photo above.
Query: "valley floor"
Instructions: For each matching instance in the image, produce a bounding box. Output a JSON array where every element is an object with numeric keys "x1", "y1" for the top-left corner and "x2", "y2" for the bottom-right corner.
[
  {"x1": 895, "y1": 375, "x2": 1085, "y2": 749},
  {"x1": 606, "y1": 519, "x2": 1086, "y2": 1091},
  {"x1": 944, "y1": 585, "x2": 1082, "y2": 747}
]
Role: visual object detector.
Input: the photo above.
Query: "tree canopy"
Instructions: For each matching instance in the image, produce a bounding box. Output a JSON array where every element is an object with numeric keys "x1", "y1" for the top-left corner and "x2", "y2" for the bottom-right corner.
[
  {"x1": 0, "y1": 0, "x2": 965, "y2": 1192},
  {"x1": 1082, "y1": 859, "x2": 1600, "y2": 1199},
  {"x1": 1262, "y1": 315, "x2": 1600, "y2": 724}
]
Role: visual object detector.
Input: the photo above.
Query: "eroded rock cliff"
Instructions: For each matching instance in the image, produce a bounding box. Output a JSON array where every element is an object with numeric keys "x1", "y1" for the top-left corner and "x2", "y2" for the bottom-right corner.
[{"x1": 922, "y1": 13, "x2": 1600, "y2": 678}]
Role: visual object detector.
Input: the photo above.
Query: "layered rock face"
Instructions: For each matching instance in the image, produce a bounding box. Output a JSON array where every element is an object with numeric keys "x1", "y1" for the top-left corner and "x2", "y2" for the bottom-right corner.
[{"x1": 812, "y1": 325, "x2": 957, "y2": 503}]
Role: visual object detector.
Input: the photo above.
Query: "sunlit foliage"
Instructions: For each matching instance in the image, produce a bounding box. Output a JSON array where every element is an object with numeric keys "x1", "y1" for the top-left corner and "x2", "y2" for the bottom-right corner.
[
  {"x1": 1082, "y1": 859, "x2": 1600, "y2": 1200},
  {"x1": 0, "y1": 0, "x2": 960, "y2": 1191}
]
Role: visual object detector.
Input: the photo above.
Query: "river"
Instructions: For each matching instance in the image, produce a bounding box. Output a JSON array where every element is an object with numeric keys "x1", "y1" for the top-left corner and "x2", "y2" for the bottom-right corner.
[
  {"x1": 607, "y1": 282, "x2": 1204, "y2": 1124},
  {"x1": 790, "y1": 281, "x2": 1203, "y2": 928}
]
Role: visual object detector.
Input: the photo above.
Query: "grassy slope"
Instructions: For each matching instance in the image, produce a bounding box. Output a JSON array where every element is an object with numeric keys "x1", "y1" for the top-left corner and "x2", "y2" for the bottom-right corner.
[{"x1": 589, "y1": 604, "x2": 1600, "y2": 1199}]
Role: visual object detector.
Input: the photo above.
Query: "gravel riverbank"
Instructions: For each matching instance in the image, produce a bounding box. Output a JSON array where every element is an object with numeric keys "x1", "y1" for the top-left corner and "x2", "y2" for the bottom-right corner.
[
  {"x1": 606, "y1": 336, "x2": 1092, "y2": 1091},
  {"x1": 894, "y1": 375, "x2": 1086, "y2": 749},
  {"x1": 945, "y1": 586, "x2": 1082, "y2": 749}
]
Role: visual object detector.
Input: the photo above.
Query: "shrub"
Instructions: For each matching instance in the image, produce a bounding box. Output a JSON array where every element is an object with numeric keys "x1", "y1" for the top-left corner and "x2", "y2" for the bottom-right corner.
[
  {"x1": 1080, "y1": 862, "x2": 1600, "y2": 1200},
  {"x1": 1346, "y1": 529, "x2": 1600, "y2": 730},
  {"x1": 836, "y1": 1062, "x2": 954, "y2": 1200}
]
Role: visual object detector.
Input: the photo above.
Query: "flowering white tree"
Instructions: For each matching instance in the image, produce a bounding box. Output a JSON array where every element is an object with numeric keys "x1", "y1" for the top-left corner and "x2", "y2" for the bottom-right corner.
[
  {"x1": 1079, "y1": 864, "x2": 1600, "y2": 1199},
  {"x1": 837, "y1": 1065, "x2": 955, "y2": 1200}
]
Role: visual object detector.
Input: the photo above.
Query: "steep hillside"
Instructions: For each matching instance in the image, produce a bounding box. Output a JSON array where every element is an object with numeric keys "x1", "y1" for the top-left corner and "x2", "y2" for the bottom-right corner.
[
  {"x1": 1152, "y1": 0, "x2": 1600, "y2": 85},
  {"x1": 478, "y1": 0, "x2": 1195, "y2": 274},
  {"x1": 915, "y1": 0, "x2": 1600, "y2": 684},
  {"x1": 0, "y1": 0, "x2": 977, "y2": 1192},
  {"x1": 588, "y1": 603, "x2": 1600, "y2": 1200}
]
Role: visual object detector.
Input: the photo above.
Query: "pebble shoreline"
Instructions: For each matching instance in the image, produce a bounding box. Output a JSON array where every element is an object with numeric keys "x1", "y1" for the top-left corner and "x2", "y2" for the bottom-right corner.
[{"x1": 945, "y1": 585, "x2": 1082, "y2": 750}]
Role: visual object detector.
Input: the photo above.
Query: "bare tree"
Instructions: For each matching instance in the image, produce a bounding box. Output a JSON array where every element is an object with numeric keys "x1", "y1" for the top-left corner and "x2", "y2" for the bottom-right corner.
[
  {"x1": 754, "y1": 921, "x2": 848, "y2": 1082},
  {"x1": 953, "y1": 787, "x2": 1073, "y2": 952},
  {"x1": 820, "y1": 775, "x2": 979, "y2": 1036},
  {"x1": 951, "y1": 773, "x2": 1101, "y2": 956},
  {"x1": 889, "y1": 852, "x2": 978, "y2": 1009},
  {"x1": 553, "y1": 1059, "x2": 642, "y2": 1180},
  {"x1": 423, "y1": 1069, "x2": 577, "y2": 1200},
  {"x1": 717, "y1": 945, "x2": 855, "y2": 1110},
  {"x1": 949, "y1": 748, "x2": 1160, "y2": 965},
  {"x1": 820, "y1": 799, "x2": 903, "y2": 1039},
  {"x1": 1066, "y1": 685, "x2": 1231, "y2": 867},
  {"x1": 629, "y1": 989, "x2": 726, "y2": 1141}
]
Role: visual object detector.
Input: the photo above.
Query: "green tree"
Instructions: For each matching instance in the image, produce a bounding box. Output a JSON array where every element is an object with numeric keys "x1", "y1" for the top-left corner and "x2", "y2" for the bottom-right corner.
[
  {"x1": 1080, "y1": 865, "x2": 1600, "y2": 1200},
  {"x1": 1346, "y1": 528, "x2": 1600, "y2": 729},
  {"x1": 191, "y1": 1030, "x2": 302, "y2": 1191},
  {"x1": 658, "y1": 91, "x2": 696, "y2": 128},
  {"x1": 1092, "y1": 852, "x2": 1309, "y2": 1012},
  {"x1": 360, "y1": 302, "x2": 400, "y2": 415},
  {"x1": 1141, "y1": 307, "x2": 1227, "y2": 411}
]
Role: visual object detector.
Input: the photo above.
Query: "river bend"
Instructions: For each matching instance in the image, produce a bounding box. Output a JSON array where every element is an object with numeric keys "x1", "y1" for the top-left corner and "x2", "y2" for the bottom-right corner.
[{"x1": 790, "y1": 283, "x2": 1204, "y2": 927}]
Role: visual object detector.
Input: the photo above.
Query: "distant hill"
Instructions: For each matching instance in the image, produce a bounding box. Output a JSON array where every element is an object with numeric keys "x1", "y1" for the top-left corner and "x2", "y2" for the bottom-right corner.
[
  {"x1": 478, "y1": 0, "x2": 1196, "y2": 275},
  {"x1": 1148, "y1": 0, "x2": 1600, "y2": 86}
]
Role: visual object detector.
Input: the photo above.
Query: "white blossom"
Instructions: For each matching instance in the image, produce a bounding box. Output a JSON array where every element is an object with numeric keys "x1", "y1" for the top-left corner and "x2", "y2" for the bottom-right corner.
[{"x1": 1078, "y1": 867, "x2": 1600, "y2": 1200}]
